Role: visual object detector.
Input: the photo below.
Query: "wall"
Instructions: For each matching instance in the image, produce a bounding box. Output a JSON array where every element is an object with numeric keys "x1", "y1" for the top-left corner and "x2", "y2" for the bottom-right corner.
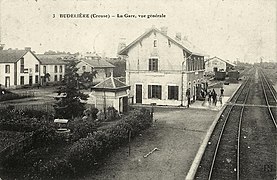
[
  {"x1": 0, "y1": 63, "x2": 15, "y2": 88},
  {"x1": 16, "y1": 52, "x2": 40, "y2": 86},
  {"x1": 126, "y1": 30, "x2": 204, "y2": 106},
  {"x1": 205, "y1": 58, "x2": 226, "y2": 73},
  {"x1": 77, "y1": 61, "x2": 113, "y2": 84},
  {"x1": 40, "y1": 64, "x2": 65, "y2": 82}
]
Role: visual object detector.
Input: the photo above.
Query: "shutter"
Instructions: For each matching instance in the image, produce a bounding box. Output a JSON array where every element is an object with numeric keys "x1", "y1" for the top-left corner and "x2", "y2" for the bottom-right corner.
[
  {"x1": 175, "y1": 86, "x2": 179, "y2": 100},
  {"x1": 148, "y1": 85, "x2": 151, "y2": 98},
  {"x1": 158, "y1": 86, "x2": 162, "y2": 99},
  {"x1": 168, "y1": 86, "x2": 171, "y2": 99}
]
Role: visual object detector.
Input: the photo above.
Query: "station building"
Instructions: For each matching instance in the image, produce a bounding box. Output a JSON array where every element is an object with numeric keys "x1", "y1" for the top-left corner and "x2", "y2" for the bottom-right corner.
[
  {"x1": 118, "y1": 27, "x2": 207, "y2": 106},
  {"x1": 205, "y1": 56, "x2": 236, "y2": 74}
]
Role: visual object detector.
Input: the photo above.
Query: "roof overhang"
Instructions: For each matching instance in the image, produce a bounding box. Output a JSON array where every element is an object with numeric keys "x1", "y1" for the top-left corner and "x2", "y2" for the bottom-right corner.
[{"x1": 91, "y1": 86, "x2": 130, "y2": 92}]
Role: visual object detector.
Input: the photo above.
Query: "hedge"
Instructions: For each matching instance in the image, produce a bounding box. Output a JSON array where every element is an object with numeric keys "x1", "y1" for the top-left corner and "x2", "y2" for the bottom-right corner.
[
  {"x1": 67, "y1": 108, "x2": 152, "y2": 173},
  {"x1": 1, "y1": 108, "x2": 152, "y2": 179}
]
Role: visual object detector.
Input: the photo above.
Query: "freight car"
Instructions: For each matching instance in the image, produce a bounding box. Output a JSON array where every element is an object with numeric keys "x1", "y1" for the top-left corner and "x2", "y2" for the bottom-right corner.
[
  {"x1": 228, "y1": 70, "x2": 240, "y2": 82},
  {"x1": 214, "y1": 71, "x2": 226, "y2": 80}
]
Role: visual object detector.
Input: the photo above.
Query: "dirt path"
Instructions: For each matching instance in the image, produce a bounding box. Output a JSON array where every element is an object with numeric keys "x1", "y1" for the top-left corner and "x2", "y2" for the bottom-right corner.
[{"x1": 80, "y1": 108, "x2": 217, "y2": 180}]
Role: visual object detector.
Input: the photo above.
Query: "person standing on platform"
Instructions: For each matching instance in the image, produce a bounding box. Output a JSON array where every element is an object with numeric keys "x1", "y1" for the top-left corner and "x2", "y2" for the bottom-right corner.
[
  {"x1": 208, "y1": 90, "x2": 212, "y2": 105},
  {"x1": 186, "y1": 88, "x2": 191, "y2": 108},
  {"x1": 220, "y1": 87, "x2": 224, "y2": 96}
]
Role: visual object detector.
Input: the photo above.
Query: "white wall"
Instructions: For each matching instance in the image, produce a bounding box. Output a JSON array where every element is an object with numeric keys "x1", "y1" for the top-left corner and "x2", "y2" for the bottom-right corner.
[
  {"x1": 40, "y1": 64, "x2": 65, "y2": 82},
  {"x1": 0, "y1": 63, "x2": 15, "y2": 88},
  {"x1": 126, "y1": 31, "x2": 204, "y2": 106},
  {"x1": 15, "y1": 51, "x2": 40, "y2": 86}
]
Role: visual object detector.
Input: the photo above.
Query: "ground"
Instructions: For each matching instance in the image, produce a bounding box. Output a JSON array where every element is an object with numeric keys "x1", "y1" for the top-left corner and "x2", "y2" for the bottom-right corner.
[
  {"x1": 262, "y1": 67, "x2": 277, "y2": 91},
  {"x1": 80, "y1": 108, "x2": 217, "y2": 180},
  {"x1": 0, "y1": 81, "x2": 240, "y2": 179}
]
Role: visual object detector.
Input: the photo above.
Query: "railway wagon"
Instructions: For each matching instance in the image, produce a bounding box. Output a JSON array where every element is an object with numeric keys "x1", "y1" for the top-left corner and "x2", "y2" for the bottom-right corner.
[
  {"x1": 228, "y1": 70, "x2": 240, "y2": 82},
  {"x1": 214, "y1": 71, "x2": 226, "y2": 80}
]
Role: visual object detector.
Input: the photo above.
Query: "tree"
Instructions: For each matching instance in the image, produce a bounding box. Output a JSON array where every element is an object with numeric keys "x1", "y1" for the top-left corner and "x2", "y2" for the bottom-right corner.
[
  {"x1": 54, "y1": 60, "x2": 88, "y2": 119},
  {"x1": 79, "y1": 71, "x2": 98, "y2": 88}
]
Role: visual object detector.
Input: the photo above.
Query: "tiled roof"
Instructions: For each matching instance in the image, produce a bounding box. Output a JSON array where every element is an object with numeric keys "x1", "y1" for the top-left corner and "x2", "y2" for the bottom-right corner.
[
  {"x1": 36, "y1": 54, "x2": 67, "y2": 65},
  {"x1": 118, "y1": 27, "x2": 207, "y2": 56},
  {"x1": 81, "y1": 58, "x2": 115, "y2": 68},
  {"x1": 94, "y1": 76, "x2": 128, "y2": 89},
  {"x1": 0, "y1": 50, "x2": 28, "y2": 63}
]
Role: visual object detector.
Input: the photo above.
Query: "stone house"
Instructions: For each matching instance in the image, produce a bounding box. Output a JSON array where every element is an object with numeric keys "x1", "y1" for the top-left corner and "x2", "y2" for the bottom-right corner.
[{"x1": 118, "y1": 27, "x2": 206, "y2": 106}]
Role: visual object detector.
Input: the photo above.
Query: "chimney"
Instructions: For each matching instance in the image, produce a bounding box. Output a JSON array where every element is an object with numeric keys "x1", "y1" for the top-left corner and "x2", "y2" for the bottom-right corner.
[
  {"x1": 25, "y1": 47, "x2": 31, "y2": 51},
  {"x1": 160, "y1": 26, "x2": 168, "y2": 35},
  {"x1": 0, "y1": 44, "x2": 4, "y2": 50},
  {"x1": 175, "y1": 32, "x2": 182, "y2": 41},
  {"x1": 117, "y1": 38, "x2": 126, "y2": 53}
]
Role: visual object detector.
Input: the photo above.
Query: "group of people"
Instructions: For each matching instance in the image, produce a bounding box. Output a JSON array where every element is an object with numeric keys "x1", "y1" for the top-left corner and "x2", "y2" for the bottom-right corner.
[{"x1": 206, "y1": 87, "x2": 224, "y2": 106}]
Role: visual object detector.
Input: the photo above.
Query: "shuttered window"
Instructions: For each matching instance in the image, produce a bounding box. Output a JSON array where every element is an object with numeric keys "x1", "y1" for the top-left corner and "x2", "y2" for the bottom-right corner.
[
  {"x1": 148, "y1": 85, "x2": 162, "y2": 99},
  {"x1": 149, "y1": 58, "x2": 158, "y2": 71},
  {"x1": 168, "y1": 86, "x2": 178, "y2": 100}
]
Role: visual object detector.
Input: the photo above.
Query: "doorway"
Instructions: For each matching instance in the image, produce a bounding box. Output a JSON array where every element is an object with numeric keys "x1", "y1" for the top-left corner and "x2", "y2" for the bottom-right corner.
[
  {"x1": 135, "y1": 84, "x2": 142, "y2": 103},
  {"x1": 29, "y1": 76, "x2": 33, "y2": 86},
  {"x1": 5, "y1": 77, "x2": 10, "y2": 88}
]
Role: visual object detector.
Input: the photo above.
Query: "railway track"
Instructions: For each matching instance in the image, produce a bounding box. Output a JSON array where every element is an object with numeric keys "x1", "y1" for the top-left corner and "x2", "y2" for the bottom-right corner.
[{"x1": 194, "y1": 67, "x2": 277, "y2": 180}]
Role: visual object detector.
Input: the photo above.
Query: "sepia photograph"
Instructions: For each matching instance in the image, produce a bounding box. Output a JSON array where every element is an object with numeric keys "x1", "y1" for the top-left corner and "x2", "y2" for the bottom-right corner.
[{"x1": 0, "y1": 0, "x2": 276, "y2": 179}]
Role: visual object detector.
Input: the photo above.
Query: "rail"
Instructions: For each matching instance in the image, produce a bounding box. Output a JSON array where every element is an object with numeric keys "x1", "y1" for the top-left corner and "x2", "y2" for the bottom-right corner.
[
  {"x1": 208, "y1": 72, "x2": 252, "y2": 180},
  {"x1": 259, "y1": 69, "x2": 277, "y2": 128}
]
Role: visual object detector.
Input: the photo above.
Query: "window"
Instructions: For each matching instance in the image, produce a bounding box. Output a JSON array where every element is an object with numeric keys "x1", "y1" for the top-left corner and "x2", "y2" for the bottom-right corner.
[
  {"x1": 5, "y1": 77, "x2": 10, "y2": 87},
  {"x1": 59, "y1": 65, "x2": 62, "y2": 73},
  {"x1": 154, "y1": 40, "x2": 157, "y2": 47},
  {"x1": 105, "y1": 69, "x2": 111, "y2": 77},
  {"x1": 54, "y1": 75, "x2": 58, "y2": 81},
  {"x1": 5, "y1": 65, "x2": 10, "y2": 73},
  {"x1": 168, "y1": 86, "x2": 179, "y2": 100},
  {"x1": 54, "y1": 66, "x2": 58, "y2": 73},
  {"x1": 43, "y1": 66, "x2": 47, "y2": 74},
  {"x1": 35, "y1": 75, "x2": 39, "y2": 83},
  {"x1": 20, "y1": 76, "x2": 24, "y2": 85},
  {"x1": 82, "y1": 66, "x2": 86, "y2": 71},
  {"x1": 149, "y1": 58, "x2": 158, "y2": 71},
  {"x1": 148, "y1": 85, "x2": 162, "y2": 99},
  {"x1": 35, "y1": 64, "x2": 39, "y2": 72},
  {"x1": 20, "y1": 58, "x2": 24, "y2": 73},
  {"x1": 59, "y1": 75, "x2": 63, "y2": 81}
]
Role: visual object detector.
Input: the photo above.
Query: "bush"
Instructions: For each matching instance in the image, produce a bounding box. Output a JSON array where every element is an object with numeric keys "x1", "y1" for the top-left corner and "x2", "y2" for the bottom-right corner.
[
  {"x1": 0, "y1": 107, "x2": 54, "y2": 132},
  {"x1": 33, "y1": 158, "x2": 74, "y2": 178},
  {"x1": 68, "y1": 108, "x2": 152, "y2": 172},
  {"x1": 69, "y1": 119, "x2": 98, "y2": 141},
  {"x1": 32, "y1": 126, "x2": 63, "y2": 147}
]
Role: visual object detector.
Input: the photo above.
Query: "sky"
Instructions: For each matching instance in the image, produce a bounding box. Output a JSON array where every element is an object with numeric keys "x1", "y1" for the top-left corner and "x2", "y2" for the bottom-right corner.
[{"x1": 0, "y1": 0, "x2": 276, "y2": 63}]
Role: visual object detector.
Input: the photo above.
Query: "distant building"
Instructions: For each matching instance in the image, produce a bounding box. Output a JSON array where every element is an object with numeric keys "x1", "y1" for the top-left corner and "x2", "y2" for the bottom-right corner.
[
  {"x1": 76, "y1": 55, "x2": 115, "y2": 85},
  {"x1": 118, "y1": 27, "x2": 207, "y2": 106},
  {"x1": 205, "y1": 56, "x2": 236, "y2": 74},
  {"x1": 36, "y1": 54, "x2": 67, "y2": 85},
  {"x1": 0, "y1": 47, "x2": 40, "y2": 88}
]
